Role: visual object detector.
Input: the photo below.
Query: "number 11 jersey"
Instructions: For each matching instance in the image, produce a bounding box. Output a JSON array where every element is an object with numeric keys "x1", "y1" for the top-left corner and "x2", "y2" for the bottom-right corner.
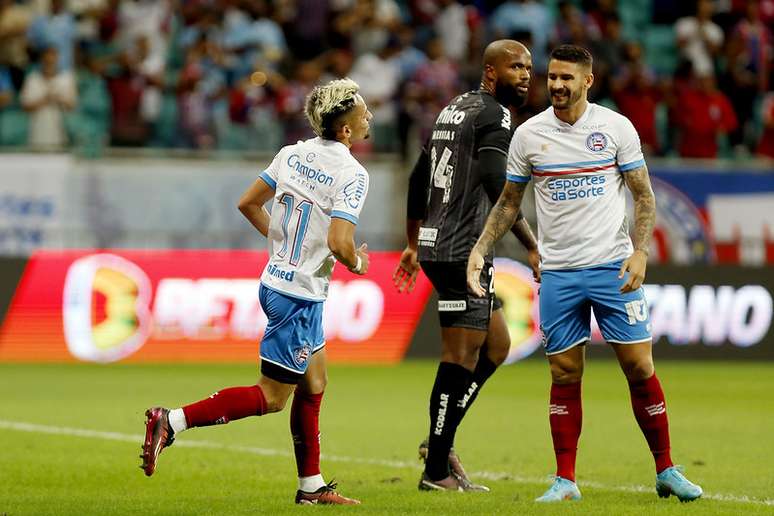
[{"x1": 258, "y1": 137, "x2": 369, "y2": 301}]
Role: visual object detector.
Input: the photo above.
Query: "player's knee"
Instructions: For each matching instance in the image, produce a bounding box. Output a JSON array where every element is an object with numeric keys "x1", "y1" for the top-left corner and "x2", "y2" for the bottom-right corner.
[
  {"x1": 303, "y1": 374, "x2": 327, "y2": 395},
  {"x1": 550, "y1": 360, "x2": 584, "y2": 384},
  {"x1": 486, "y1": 344, "x2": 509, "y2": 366},
  {"x1": 621, "y1": 358, "x2": 654, "y2": 382},
  {"x1": 263, "y1": 393, "x2": 291, "y2": 413},
  {"x1": 441, "y1": 345, "x2": 480, "y2": 370}
]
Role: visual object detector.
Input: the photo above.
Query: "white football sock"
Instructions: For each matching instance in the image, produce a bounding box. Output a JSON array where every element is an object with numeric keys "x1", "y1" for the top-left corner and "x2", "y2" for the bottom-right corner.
[
  {"x1": 298, "y1": 474, "x2": 326, "y2": 492},
  {"x1": 168, "y1": 408, "x2": 188, "y2": 434}
]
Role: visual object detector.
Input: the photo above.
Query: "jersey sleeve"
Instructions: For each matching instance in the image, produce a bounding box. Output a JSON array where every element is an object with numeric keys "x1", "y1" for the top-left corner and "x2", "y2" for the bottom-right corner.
[
  {"x1": 616, "y1": 116, "x2": 646, "y2": 172},
  {"x1": 506, "y1": 126, "x2": 532, "y2": 182},
  {"x1": 475, "y1": 101, "x2": 512, "y2": 156},
  {"x1": 332, "y1": 167, "x2": 369, "y2": 225},
  {"x1": 258, "y1": 151, "x2": 282, "y2": 189}
]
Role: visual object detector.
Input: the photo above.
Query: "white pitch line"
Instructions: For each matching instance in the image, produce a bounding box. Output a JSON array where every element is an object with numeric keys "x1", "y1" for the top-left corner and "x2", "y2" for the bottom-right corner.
[{"x1": 1, "y1": 419, "x2": 772, "y2": 507}]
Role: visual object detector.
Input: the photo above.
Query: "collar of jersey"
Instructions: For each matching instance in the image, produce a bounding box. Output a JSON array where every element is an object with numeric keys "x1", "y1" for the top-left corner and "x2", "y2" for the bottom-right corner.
[
  {"x1": 551, "y1": 102, "x2": 594, "y2": 128},
  {"x1": 312, "y1": 136, "x2": 349, "y2": 153}
]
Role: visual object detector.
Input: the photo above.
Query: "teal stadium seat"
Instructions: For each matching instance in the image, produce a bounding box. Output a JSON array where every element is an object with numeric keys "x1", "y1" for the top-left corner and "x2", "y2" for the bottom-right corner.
[
  {"x1": 0, "y1": 104, "x2": 29, "y2": 146},
  {"x1": 643, "y1": 25, "x2": 678, "y2": 76}
]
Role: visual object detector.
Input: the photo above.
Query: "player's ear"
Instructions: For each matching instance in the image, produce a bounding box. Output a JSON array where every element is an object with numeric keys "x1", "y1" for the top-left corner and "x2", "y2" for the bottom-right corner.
[
  {"x1": 585, "y1": 71, "x2": 594, "y2": 89},
  {"x1": 484, "y1": 63, "x2": 497, "y2": 83}
]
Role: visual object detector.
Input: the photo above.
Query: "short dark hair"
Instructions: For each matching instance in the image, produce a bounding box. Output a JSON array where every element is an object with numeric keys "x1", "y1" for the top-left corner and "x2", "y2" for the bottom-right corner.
[{"x1": 550, "y1": 45, "x2": 593, "y2": 69}]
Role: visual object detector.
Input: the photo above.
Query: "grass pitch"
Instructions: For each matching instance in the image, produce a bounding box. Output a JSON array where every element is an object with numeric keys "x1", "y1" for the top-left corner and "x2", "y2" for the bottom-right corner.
[{"x1": 1, "y1": 360, "x2": 773, "y2": 515}]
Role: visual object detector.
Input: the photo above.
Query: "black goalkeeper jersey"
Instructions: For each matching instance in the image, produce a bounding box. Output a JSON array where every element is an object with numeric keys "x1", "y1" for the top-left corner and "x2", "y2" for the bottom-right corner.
[{"x1": 413, "y1": 90, "x2": 513, "y2": 263}]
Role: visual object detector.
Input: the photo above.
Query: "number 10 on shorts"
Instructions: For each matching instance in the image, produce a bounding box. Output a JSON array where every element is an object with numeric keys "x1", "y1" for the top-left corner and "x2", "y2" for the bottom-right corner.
[{"x1": 624, "y1": 299, "x2": 649, "y2": 325}]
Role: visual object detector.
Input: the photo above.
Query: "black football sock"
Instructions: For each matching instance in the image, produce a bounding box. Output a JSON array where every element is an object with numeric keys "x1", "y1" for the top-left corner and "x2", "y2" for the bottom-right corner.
[
  {"x1": 425, "y1": 362, "x2": 472, "y2": 480},
  {"x1": 459, "y1": 354, "x2": 499, "y2": 420}
]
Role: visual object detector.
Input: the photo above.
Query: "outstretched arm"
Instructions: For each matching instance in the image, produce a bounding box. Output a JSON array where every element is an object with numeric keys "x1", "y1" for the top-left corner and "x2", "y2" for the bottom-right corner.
[
  {"x1": 467, "y1": 180, "x2": 528, "y2": 295},
  {"x1": 619, "y1": 164, "x2": 656, "y2": 293}
]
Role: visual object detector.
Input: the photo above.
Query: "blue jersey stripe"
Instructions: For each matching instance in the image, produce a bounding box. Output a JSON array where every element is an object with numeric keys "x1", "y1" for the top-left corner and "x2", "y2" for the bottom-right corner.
[
  {"x1": 258, "y1": 171, "x2": 277, "y2": 189},
  {"x1": 533, "y1": 158, "x2": 615, "y2": 171},
  {"x1": 331, "y1": 210, "x2": 358, "y2": 225},
  {"x1": 506, "y1": 173, "x2": 531, "y2": 183},
  {"x1": 619, "y1": 158, "x2": 646, "y2": 172}
]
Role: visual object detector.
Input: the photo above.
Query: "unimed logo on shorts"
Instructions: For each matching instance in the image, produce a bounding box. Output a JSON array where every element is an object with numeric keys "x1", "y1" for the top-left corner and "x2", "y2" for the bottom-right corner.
[
  {"x1": 492, "y1": 258, "x2": 542, "y2": 363},
  {"x1": 63, "y1": 254, "x2": 153, "y2": 363}
]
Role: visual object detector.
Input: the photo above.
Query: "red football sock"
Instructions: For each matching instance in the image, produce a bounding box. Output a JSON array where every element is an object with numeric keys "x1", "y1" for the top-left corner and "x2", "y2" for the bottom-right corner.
[
  {"x1": 549, "y1": 382, "x2": 582, "y2": 482},
  {"x1": 629, "y1": 373, "x2": 673, "y2": 473},
  {"x1": 183, "y1": 385, "x2": 267, "y2": 428},
  {"x1": 290, "y1": 391, "x2": 324, "y2": 478}
]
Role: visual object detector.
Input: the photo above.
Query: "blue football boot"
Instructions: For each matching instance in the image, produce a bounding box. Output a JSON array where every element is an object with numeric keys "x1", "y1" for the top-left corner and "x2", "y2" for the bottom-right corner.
[
  {"x1": 535, "y1": 477, "x2": 582, "y2": 502},
  {"x1": 656, "y1": 466, "x2": 703, "y2": 502}
]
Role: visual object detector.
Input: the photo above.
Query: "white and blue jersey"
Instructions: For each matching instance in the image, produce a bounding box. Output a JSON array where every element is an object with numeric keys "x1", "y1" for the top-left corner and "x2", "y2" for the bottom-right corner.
[
  {"x1": 256, "y1": 137, "x2": 369, "y2": 378},
  {"x1": 506, "y1": 103, "x2": 651, "y2": 353},
  {"x1": 258, "y1": 137, "x2": 369, "y2": 301},
  {"x1": 506, "y1": 103, "x2": 644, "y2": 271}
]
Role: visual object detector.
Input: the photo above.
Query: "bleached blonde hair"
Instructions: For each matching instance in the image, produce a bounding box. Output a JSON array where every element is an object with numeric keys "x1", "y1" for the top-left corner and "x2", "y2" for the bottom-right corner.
[{"x1": 305, "y1": 78, "x2": 360, "y2": 138}]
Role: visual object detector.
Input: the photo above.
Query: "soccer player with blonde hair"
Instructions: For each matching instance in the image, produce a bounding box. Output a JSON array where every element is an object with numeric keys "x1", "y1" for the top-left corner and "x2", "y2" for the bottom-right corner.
[{"x1": 141, "y1": 78, "x2": 372, "y2": 505}]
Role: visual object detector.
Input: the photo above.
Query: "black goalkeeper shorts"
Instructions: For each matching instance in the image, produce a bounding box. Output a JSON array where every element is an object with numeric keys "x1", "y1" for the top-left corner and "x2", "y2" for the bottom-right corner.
[{"x1": 420, "y1": 260, "x2": 502, "y2": 331}]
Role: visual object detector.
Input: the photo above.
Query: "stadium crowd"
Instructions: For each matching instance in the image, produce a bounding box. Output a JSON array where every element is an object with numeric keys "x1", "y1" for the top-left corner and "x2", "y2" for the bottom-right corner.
[{"x1": 0, "y1": 0, "x2": 772, "y2": 159}]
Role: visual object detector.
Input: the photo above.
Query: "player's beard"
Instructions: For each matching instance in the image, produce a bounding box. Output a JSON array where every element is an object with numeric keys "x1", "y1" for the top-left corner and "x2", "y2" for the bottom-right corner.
[
  {"x1": 494, "y1": 81, "x2": 527, "y2": 109},
  {"x1": 550, "y1": 87, "x2": 582, "y2": 110}
]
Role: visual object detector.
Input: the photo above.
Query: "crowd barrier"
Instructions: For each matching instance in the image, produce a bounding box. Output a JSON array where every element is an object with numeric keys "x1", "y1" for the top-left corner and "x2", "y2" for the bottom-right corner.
[{"x1": 1, "y1": 153, "x2": 773, "y2": 264}]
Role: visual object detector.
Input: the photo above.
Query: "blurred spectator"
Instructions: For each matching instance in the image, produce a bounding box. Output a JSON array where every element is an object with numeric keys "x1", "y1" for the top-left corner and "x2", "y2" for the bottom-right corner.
[
  {"x1": 612, "y1": 42, "x2": 661, "y2": 153},
  {"x1": 590, "y1": 13, "x2": 625, "y2": 101},
  {"x1": 389, "y1": 25, "x2": 427, "y2": 83},
  {"x1": 724, "y1": 0, "x2": 773, "y2": 149},
  {"x1": 133, "y1": 34, "x2": 165, "y2": 125},
  {"x1": 222, "y1": 0, "x2": 287, "y2": 77},
  {"x1": 350, "y1": 39, "x2": 400, "y2": 126},
  {"x1": 177, "y1": 37, "x2": 227, "y2": 148},
  {"x1": 0, "y1": 0, "x2": 32, "y2": 90},
  {"x1": 0, "y1": 65, "x2": 12, "y2": 109},
  {"x1": 403, "y1": 37, "x2": 459, "y2": 144},
  {"x1": 675, "y1": 0, "x2": 723, "y2": 78},
  {"x1": 70, "y1": 44, "x2": 110, "y2": 151},
  {"x1": 490, "y1": 0, "x2": 552, "y2": 68},
  {"x1": 27, "y1": 0, "x2": 77, "y2": 71},
  {"x1": 284, "y1": 0, "x2": 330, "y2": 59},
  {"x1": 554, "y1": 1, "x2": 600, "y2": 45},
  {"x1": 757, "y1": 91, "x2": 774, "y2": 159},
  {"x1": 584, "y1": 0, "x2": 617, "y2": 37},
  {"x1": 118, "y1": 0, "x2": 171, "y2": 71},
  {"x1": 20, "y1": 46, "x2": 77, "y2": 148},
  {"x1": 350, "y1": 0, "x2": 401, "y2": 56},
  {"x1": 277, "y1": 59, "x2": 321, "y2": 144},
  {"x1": 321, "y1": 48, "x2": 354, "y2": 82},
  {"x1": 435, "y1": 0, "x2": 469, "y2": 63},
  {"x1": 675, "y1": 74, "x2": 737, "y2": 158}
]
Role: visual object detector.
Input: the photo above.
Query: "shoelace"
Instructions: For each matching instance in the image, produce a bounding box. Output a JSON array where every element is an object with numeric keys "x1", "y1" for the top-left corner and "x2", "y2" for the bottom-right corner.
[{"x1": 321, "y1": 480, "x2": 339, "y2": 492}]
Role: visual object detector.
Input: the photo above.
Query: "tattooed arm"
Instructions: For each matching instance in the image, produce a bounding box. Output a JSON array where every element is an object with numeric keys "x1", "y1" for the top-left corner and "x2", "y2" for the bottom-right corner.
[
  {"x1": 619, "y1": 164, "x2": 656, "y2": 293},
  {"x1": 467, "y1": 180, "x2": 528, "y2": 296}
]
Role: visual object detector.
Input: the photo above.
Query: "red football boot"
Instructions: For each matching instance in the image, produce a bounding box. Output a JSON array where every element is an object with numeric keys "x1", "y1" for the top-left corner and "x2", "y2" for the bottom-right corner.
[{"x1": 140, "y1": 407, "x2": 175, "y2": 476}]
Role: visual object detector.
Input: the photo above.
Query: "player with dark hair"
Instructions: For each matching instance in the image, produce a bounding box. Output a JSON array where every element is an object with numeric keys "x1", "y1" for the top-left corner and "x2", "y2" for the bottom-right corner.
[
  {"x1": 393, "y1": 40, "x2": 539, "y2": 492},
  {"x1": 141, "y1": 78, "x2": 372, "y2": 505},
  {"x1": 467, "y1": 45, "x2": 703, "y2": 502}
]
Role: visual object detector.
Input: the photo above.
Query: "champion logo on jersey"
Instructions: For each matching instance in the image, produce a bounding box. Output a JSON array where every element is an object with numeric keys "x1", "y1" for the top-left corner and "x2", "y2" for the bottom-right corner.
[
  {"x1": 585, "y1": 132, "x2": 608, "y2": 152},
  {"x1": 549, "y1": 404, "x2": 569, "y2": 415}
]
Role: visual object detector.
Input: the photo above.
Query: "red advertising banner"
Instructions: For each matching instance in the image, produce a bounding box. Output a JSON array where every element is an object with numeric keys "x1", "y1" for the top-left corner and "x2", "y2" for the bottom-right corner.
[{"x1": 0, "y1": 250, "x2": 433, "y2": 364}]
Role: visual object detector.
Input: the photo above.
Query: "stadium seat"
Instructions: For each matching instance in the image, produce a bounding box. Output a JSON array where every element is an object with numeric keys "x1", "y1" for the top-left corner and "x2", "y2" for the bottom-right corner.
[
  {"x1": 0, "y1": 105, "x2": 29, "y2": 147},
  {"x1": 643, "y1": 26, "x2": 678, "y2": 76},
  {"x1": 151, "y1": 93, "x2": 180, "y2": 147}
]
